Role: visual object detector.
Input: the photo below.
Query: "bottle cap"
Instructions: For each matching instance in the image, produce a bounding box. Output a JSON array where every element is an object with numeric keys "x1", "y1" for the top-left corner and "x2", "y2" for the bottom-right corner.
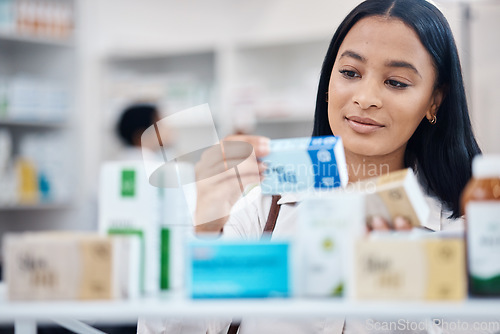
[{"x1": 472, "y1": 154, "x2": 500, "y2": 178}]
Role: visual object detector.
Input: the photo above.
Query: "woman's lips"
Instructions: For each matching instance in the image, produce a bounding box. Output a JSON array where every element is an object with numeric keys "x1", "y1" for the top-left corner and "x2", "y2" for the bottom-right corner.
[{"x1": 346, "y1": 116, "x2": 384, "y2": 134}]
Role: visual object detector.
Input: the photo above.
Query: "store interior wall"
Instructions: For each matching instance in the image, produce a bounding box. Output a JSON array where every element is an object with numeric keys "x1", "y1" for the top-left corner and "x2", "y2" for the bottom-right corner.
[{"x1": 469, "y1": 1, "x2": 500, "y2": 155}]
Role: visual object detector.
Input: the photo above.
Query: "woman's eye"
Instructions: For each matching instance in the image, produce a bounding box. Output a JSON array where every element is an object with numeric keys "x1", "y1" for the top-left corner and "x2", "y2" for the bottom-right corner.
[
  {"x1": 339, "y1": 70, "x2": 359, "y2": 78},
  {"x1": 386, "y1": 79, "x2": 408, "y2": 88}
]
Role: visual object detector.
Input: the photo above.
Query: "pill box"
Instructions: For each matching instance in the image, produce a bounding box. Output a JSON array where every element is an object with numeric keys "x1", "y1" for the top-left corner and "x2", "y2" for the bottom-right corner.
[
  {"x1": 359, "y1": 168, "x2": 430, "y2": 227},
  {"x1": 261, "y1": 136, "x2": 348, "y2": 194},
  {"x1": 4, "y1": 232, "x2": 141, "y2": 301},
  {"x1": 187, "y1": 240, "x2": 291, "y2": 298},
  {"x1": 352, "y1": 235, "x2": 466, "y2": 300},
  {"x1": 296, "y1": 192, "x2": 365, "y2": 297}
]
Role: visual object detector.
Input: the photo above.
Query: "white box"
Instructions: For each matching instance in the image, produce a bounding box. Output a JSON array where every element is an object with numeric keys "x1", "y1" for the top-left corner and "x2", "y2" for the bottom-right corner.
[
  {"x1": 296, "y1": 192, "x2": 365, "y2": 297},
  {"x1": 99, "y1": 161, "x2": 162, "y2": 295}
]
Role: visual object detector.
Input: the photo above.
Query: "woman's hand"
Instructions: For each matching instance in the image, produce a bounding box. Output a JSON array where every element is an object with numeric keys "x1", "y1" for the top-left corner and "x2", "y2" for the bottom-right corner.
[
  {"x1": 194, "y1": 135, "x2": 270, "y2": 234},
  {"x1": 367, "y1": 215, "x2": 413, "y2": 232}
]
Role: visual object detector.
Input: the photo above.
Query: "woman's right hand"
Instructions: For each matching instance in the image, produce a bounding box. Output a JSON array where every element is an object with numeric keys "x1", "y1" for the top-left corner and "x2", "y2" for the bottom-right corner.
[
  {"x1": 367, "y1": 215, "x2": 412, "y2": 232},
  {"x1": 194, "y1": 135, "x2": 270, "y2": 234}
]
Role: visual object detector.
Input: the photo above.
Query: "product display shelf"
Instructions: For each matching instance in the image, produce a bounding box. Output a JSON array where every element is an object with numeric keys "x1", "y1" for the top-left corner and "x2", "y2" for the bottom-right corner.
[
  {"x1": 0, "y1": 32, "x2": 73, "y2": 47},
  {"x1": 0, "y1": 202, "x2": 72, "y2": 211},
  {"x1": 101, "y1": 49, "x2": 220, "y2": 161},
  {"x1": 101, "y1": 38, "x2": 326, "y2": 141},
  {"x1": 227, "y1": 38, "x2": 327, "y2": 138},
  {"x1": 1, "y1": 282, "x2": 500, "y2": 333},
  {"x1": 0, "y1": 0, "x2": 77, "y2": 230},
  {"x1": 0, "y1": 119, "x2": 67, "y2": 129}
]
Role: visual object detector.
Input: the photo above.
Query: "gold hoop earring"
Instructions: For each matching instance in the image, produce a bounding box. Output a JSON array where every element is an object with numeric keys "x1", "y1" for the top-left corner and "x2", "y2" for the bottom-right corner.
[{"x1": 429, "y1": 115, "x2": 437, "y2": 125}]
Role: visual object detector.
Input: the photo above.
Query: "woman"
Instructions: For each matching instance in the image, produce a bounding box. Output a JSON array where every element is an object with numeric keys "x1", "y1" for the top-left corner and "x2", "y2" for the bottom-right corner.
[
  {"x1": 194, "y1": 0, "x2": 480, "y2": 236},
  {"x1": 312, "y1": 0, "x2": 480, "y2": 221},
  {"x1": 139, "y1": 0, "x2": 481, "y2": 332}
]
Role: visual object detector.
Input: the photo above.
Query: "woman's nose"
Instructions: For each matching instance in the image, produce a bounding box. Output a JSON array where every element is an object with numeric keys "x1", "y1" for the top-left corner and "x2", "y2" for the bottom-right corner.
[{"x1": 352, "y1": 78, "x2": 383, "y2": 109}]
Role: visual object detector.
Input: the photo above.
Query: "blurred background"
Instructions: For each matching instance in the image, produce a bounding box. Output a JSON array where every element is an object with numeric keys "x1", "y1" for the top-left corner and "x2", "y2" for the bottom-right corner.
[{"x1": 0, "y1": 0, "x2": 499, "y2": 275}]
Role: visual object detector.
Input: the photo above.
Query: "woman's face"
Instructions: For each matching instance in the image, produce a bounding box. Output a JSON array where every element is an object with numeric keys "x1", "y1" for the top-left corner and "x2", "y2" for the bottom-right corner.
[{"x1": 328, "y1": 16, "x2": 442, "y2": 160}]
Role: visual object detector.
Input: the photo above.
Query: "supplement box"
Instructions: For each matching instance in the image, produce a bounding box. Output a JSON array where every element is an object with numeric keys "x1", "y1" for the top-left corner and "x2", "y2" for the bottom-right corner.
[
  {"x1": 296, "y1": 192, "x2": 365, "y2": 297},
  {"x1": 3, "y1": 232, "x2": 140, "y2": 301},
  {"x1": 360, "y1": 168, "x2": 430, "y2": 227},
  {"x1": 352, "y1": 234, "x2": 466, "y2": 300},
  {"x1": 99, "y1": 161, "x2": 162, "y2": 295},
  {"x1": 187, "y1": 240, "x2": 291, "y2": 298},
  {"x1": 99, "y1": 161, "x2": 193, "y2": 294},
  {"x1": 260, "y1": 136, "x2": 348, "y2": 194}
]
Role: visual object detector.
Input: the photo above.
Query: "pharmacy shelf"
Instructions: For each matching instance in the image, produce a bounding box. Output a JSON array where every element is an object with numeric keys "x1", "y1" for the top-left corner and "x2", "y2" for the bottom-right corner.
[
  {"x1": 0, "y1": 0, "x2": 78, "y2": 233},
  {"x1": 0, "y1": 119, "x2": 68, "y2": 129},
  {"x1": 105, "y1": 43, "x2": 216, "y2": 61},
  {"x1": 0, "y1": 203, "x2": 72, "y2": 211},
  {"x1": 0, "y1": 32, "x2": 73, "y2": 47},
  {"x1": 1, "y1": 284, "x2": 500, "y2": 324}
]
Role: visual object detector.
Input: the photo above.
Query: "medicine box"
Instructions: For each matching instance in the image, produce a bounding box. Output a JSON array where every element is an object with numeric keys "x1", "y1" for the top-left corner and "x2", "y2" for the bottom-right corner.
[
  {"x1": 296, "y1": 192, "x2": 365, "y2": 297},
  {"x1": 100, "y1": 161, "x2": 195, "y2": 294},
  {"x1": 3, "y1": 232, "x2": 140, "y2": 301},
  {"x1": 261, "y1": 136, "x2": 348, "y2": 194},
  {"x1": 187, "y1": 240, "x2": 291, "y2": 298},
  {"x1": 352, "y1": 235, "x2": 466, "y2": 300},
  {"x1": 361, "y1": 168, "x2": 430, "y2": 227},
  {"x1": 99, "y1": 161, "x2": 162, "y2": 295}
]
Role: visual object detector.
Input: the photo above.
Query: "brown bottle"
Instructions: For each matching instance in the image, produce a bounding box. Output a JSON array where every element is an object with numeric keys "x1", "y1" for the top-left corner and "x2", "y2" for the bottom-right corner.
[{"x1": 461, "y1": 154, "x2": 500, "y2": 296}]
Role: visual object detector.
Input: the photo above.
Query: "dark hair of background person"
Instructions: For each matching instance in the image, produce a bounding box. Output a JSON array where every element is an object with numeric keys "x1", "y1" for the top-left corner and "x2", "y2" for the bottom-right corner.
[
  {"x1": 312, "y1": 0, "x2": 481, "y2": 218},
  {"x1": 116, "y1": 104, "x2": 159, "y2": 147}
]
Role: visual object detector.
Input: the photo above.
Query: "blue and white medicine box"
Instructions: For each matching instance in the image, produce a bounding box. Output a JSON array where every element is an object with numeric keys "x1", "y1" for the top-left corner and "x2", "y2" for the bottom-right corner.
[
  {"x1": 188, "y1": 241, "x2": 290, "y2": 298},
  {"x1": 261, "y1": 136, "x2": 348, "y2": 194}
]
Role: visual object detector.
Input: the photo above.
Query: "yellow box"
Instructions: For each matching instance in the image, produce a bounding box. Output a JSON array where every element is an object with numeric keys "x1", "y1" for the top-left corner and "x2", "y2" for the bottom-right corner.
[
  {"x1": 358, "y1": 168, "x2": 430, "y2": 227},
  {"x1": 352, "y1": 237, "x2": 466, "y2": 300},
  {"x1": 3, "y1": 232, "x2": 138, "y2": 301}
]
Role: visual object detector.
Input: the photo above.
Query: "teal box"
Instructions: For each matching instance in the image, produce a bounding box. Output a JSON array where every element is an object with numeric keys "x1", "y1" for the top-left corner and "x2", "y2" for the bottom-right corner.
[{"x1": 188, "y1": 241, "x2": 290, "y2": 298}]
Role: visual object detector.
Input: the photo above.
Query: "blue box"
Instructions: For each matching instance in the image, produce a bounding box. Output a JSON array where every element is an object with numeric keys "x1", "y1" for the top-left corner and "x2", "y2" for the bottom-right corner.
[
  {"x1": 188, "y1": 241, "x2": 290, "y2": 298},
  {"x1": 260, "y1": 136, "x2": 348, "y2": 194}
]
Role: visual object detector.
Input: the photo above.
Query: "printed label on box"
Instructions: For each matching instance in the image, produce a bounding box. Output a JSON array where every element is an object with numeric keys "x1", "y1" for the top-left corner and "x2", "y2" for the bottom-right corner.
[{"x1": 261, "y1": 136, "x2": 348, "y2": 194}]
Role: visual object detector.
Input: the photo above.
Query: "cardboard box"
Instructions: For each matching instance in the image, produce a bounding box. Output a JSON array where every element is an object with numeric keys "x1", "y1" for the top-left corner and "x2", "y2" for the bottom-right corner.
[
  {"x1": 188, "y1": 240, "x2": 291, "y2": 298},
  {"x1": 99, "y1": 161, "x2": 194, "y2": 294},
  {"x1": 296, "y1": 192, "x2": 365, "y2": 297},
  {"x1": 352, "y1": 236, "x2": 466, "y2": 300},
  {"x1": 3, "y1": 232, "x2": 139, "y2": 301},
  {"x1": 356, "y1": 168, "x2": 430, "y2": 227},
  {"x1": 261, "y1": 136, "x2": 348, "y2": 194}
]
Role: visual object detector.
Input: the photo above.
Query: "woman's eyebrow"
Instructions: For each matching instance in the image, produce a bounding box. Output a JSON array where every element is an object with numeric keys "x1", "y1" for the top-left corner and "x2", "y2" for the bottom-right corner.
[
  {"x1": 339, "y1": 50, "x2": 366, "y2": 62},
  {"x1": 385, "y1": 60, "x2": 422, "y2": 78},
  {"x1": 340, "y1": 50, "x2": 422, "y2": 78}
]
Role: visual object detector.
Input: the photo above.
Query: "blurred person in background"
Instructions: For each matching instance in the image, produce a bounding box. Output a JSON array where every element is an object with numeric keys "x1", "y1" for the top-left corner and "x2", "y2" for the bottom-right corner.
[{"x1": 116, "y1": 103, "x2": 159, "y2": 161}]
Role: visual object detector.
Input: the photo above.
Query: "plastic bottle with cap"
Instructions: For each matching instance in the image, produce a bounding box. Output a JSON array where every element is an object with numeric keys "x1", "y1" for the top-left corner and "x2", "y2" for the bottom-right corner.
[{"x1": 461, "y1": 154, "x2": 500, "y2": 296}]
